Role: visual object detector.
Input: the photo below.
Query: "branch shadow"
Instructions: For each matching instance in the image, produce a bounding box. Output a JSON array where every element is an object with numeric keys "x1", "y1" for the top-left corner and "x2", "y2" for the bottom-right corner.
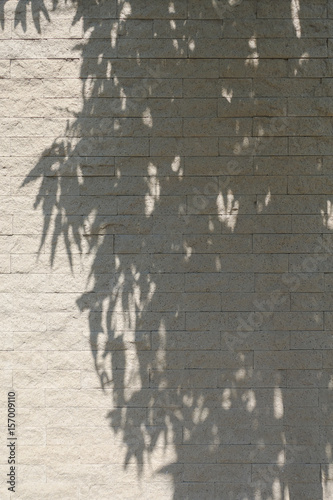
[{"x1": 3, "y1": 0, "x2": 332, "y2": 497}]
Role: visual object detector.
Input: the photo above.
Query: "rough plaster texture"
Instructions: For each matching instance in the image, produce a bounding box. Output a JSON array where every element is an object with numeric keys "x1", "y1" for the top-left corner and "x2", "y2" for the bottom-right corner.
[{"x1": 0, "y1": 0, "x2": 333, "y2": 498}]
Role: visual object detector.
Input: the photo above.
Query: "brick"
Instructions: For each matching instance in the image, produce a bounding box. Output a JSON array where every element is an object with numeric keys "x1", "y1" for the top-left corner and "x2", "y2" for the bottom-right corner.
[
  {"x1": 256, "y1": 195, "x2": 328, "y2": 215},
  {"x1": 287, "y1": 369, "x2": 333, "y2": 388},
  {"x1": 11, "y1": 58, "x2": 81, "y2": 79},
  {"x1": 183, "y1": 464, "x2": 251, "y2": 483},
  {"x1": 12, "y1": 17, "x2": 83, "y2": 39},
  {"x1": 154, "y1": 19, "x2": 222, "y2": 39},
  {"x1": 254, "y1": 157, "x2": 323, "y2": 176},
  {"x1": 188, "y1": 0, "x2": 256, "y2": 20},
  {"x1": 223, "y1": 19, "x2": 333, "y2": 38},
  {"x1": 292, "y1": 216, "x2": 333, "y2": 234},
  {"x1": 0, "y1": 39, "x2": 81, "y2": 59},
  {"x1": 255, "y1": 351, "x2": 322, "y2": 369},
  {"x1": 115, "y1": 156, "x2": 185, "y2": 176},
  {"x1": 253, "y1": 234, "x2": 322, "y2": 253},
  {"x1": 151, "y1": 331, "x2": 220, "y2": 350},
  {"x1": 288, "y1": 484, "x2": 325, "y2": 500},
  {"x1": 219, "y1": 97, "x2": 287, "y2": 117},
  {"x1": 290, "y1": 137, "x2": 333, "y2": 156},
  {"x1": 218, "y1": 369, "x2": 286, "y2": 387},
  {"x1": 13, "y1": 370, "x2": 80, "y2": 388},
  {"x1": 219, "y1": 176, "x2": 287, "y2": 194},
  {"x1": 182, "y1": 234, "x2": 252, "y2": 253},
  {"x1": 254, "y1": 117, "x2": 333, "y2": 137},
  {"x1": 150, "y1": 137, "x2": 218, "y2": 156},
  {"x1": 0, "y1": 137, "x2": 10, "y2": 156},
  {"x1": 193, "y1": 38, "x2": 328, "y2": 58},
  {"x1": 185, "y1": 272, "x2": 254, "y2": 292},
  {"x1": 150, "y1": 369, "x2": 218, "y2": 389},
  {"x1": 289, "y1": 97, "x2": 333, "y2": 116},
  {"x1": 46, "y1": 389, "x2": 112, "y2": 408},
  {"x1": 220, "y1": 58, "x2": 288, "y2": 78},
  {"x1": 257, "y1": 0, "x2": 327, "y2": 19},
  {"x1": 124, "y1": 0, "x2": 187, "y2": 20},
  {"x1": 0, "y1": 59, "x2": 10, "y2": 78},
  {"x1": 291, "y1": 293, "x2": 326, "y2": 311},
  {"x1": 118, "y1": 39, "x2": 188, "y2": 58},
  {"x1": 252, "y1": 464, "x2": 320, "y2": 483},
  {"x1": 255, "y1": 273, "x2": 324, "y2": 293},
  {"x1": 186, "y1": 193, "x2": 256, "y2": 216},
  {"x1": 187, "y1": 483, "x2": 215, "y2": 500},
  {"x1": 254, "y1": 78, "x2": 320, "y2": 98},
  {"x1": 185, "y1": 156, "x2": 253, "y2": 176},
  {"x1": 184, "y1": 117, "x2": 252, "y2": 136},
  {"x1": 291, "y1": 331, "x2": 333, "y2": 350},
  {"x1": 219, "y1": 137, "x2": 288, "y2": 156},
  {"x1": 288, "y1": 57, "x2": 331, "y2": 78},
  {"x1": 221, "y1": 291, "x2": 290, "y2": 311}
]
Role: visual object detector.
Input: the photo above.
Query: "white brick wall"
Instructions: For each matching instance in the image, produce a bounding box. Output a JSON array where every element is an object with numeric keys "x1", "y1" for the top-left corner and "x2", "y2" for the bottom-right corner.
[{"x1": 0, "y1": 0, "x2": 333, "y2": 498}]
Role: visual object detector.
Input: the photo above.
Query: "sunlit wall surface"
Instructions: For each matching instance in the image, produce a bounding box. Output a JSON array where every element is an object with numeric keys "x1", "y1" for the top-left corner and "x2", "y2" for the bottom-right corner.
[{"x1": 0, "y1": 1, "x2": 332, "y2": 499}]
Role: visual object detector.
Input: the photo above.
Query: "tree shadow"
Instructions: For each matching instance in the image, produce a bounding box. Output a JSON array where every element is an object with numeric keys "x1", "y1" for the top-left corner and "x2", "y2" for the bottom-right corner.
[{"x1": 3, "y1": 0, "x2": 333, "y2": 497}]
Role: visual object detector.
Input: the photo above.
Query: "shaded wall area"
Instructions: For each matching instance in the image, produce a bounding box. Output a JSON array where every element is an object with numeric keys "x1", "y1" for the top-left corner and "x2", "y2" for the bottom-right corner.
[{"x1": 1, "y1": 0, "x2": 333, "y2": 498}]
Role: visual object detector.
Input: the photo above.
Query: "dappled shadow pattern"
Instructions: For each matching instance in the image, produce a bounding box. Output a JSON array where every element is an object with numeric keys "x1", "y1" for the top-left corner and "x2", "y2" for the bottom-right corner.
[{"x1": 4, "y1": 0, "x2": 333, "y2": 497}]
